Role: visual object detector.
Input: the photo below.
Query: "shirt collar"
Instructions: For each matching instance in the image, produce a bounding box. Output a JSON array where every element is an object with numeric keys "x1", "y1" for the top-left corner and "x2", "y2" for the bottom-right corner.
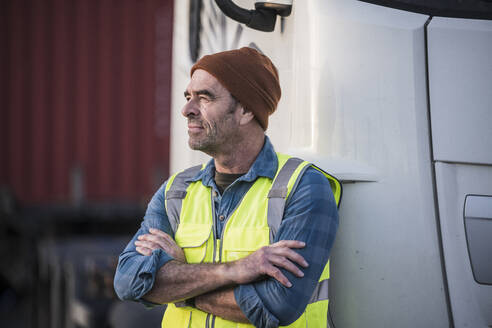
[{"x1": 186, "y1": 136, "x2": 278, "y2": 186}]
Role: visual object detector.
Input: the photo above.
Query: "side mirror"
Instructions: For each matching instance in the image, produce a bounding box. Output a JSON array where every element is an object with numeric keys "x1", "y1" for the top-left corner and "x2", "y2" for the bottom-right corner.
[
  {"x1": 255, "y1": 0, "x2": 293, "y2": 17},
  {"x1": 214, "y1": 0, "x2": 292, "y2": 32}
]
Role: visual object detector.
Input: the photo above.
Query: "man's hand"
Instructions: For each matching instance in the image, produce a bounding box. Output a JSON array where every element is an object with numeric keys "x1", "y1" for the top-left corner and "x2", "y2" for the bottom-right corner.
[
  {"x1": 135, "y1": 228, "x2": 186, "y2": 263},
  {"x1": 230, "y1": 240, "x2": 308, "y2": 287}
]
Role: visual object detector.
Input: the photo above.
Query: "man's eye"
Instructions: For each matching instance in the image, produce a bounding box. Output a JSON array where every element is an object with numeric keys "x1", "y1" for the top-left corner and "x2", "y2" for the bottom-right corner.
[{"x1": 199, "y1": 96, "x2": 210, "y2": 102}]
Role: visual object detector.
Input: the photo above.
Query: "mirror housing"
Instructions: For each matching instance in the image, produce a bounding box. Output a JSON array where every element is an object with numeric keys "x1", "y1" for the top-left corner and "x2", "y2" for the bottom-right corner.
[{"x1": 214, "y1": 0, "x2": 292, "y2": 32}]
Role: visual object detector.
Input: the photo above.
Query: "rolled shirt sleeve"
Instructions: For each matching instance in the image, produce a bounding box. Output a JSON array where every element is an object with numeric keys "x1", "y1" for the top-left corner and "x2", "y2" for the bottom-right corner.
[
  {"x1": 234, "y1": 167, "x2": 339, "y2": 326},
  {"x1": 113, "y1": 182, "x2": 175, "y2": 303}
]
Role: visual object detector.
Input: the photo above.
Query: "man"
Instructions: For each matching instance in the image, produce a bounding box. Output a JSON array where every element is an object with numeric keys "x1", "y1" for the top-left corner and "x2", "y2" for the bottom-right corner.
[{"x1": 114, "y1": 47, "x2": 340, "y2": 328}]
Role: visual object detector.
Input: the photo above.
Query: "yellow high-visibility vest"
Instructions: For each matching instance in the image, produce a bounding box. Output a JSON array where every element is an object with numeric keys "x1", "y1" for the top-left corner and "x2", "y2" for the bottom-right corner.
[{"x1": 161, "y1": 153, "x2": 342, "y2": 328}]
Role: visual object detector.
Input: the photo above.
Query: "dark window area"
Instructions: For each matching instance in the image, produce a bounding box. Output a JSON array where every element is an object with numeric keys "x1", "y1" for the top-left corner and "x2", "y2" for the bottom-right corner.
[
  {"x1": 464, "y1": 195, "x2": 492, "y2": 285},
  {"x1": 359, "y1": 0, "x2": 492, "y2": 20}
]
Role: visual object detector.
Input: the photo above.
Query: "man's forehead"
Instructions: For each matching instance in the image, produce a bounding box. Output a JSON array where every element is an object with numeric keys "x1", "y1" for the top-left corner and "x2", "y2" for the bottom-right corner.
[{"x1": 187, "y1": 69, "x2": 227, "y2": 94}]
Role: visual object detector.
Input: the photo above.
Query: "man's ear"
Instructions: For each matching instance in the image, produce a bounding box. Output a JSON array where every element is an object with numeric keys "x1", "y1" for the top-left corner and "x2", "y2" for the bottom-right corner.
[{"x1": 238, "y1": 105, "x2": 255, "y2": 126}]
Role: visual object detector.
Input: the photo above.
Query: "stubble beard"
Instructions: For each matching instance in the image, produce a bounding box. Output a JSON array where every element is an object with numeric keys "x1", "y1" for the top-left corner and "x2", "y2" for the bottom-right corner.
[
  {"x1": 188, "y1": 120, "x2": 218, "y2": 152},
  {"x1": 187, "y1": 100, "x2": 239, "y2": 154}
]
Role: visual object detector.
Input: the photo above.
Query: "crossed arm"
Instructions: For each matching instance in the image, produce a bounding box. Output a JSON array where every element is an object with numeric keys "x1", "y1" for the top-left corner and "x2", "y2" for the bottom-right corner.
[{"x1": 134, "y1": 228, "x2": 308, "y2": 323}]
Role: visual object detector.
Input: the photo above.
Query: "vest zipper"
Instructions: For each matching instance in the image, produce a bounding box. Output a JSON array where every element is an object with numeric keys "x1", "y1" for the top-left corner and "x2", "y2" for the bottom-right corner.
[
  {"x1": 211, "y1": 191, "x2": 218, "y2": 263},
  {"x1": 210, "y1": 191, "x2": 218, "y2": 327},
  {"x1": 211, "y1": 183, "x2": 250, "y2": 327}
]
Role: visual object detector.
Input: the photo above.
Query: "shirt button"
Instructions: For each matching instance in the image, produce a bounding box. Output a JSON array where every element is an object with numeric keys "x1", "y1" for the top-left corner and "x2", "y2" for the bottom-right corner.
[
  {"x1": 212, "y1": 191, "x2": 217, "y2": 197},
  {"x1": 219, "y1": 215, "x2": 225, "y2": 221}
]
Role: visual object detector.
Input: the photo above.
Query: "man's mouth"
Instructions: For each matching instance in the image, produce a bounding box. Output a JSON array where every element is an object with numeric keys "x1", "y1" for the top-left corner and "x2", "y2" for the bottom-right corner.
[{"x1": 187, "y1": 122, "x2": 204, "y2": 133}]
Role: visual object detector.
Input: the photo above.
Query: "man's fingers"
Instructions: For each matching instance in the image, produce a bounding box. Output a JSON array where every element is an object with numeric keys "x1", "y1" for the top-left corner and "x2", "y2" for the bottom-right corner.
[
  {"x1": 229, "y1": 241, "x2": 309, "y2": 287},
  {"x1": 269, "y1": 255, "x2": 304, "y2": 277},
  {"x1": 265, "y1": 266, "x2": 292, "y2": 287},
  {"x1": 273, "y1": 240, "x2": 306, "y2": 249},
  {"x1": 136, "y1": 246, "x2": 152, "y2": 256},
  {"x1": 149, "y1": 228, "x2": 174, "y2": 241},
  {"x1": 141, "y1": 229, "x2": 178, "y2": 250},
  {"x1": 135, "y1": 240, "x2": 161, "y2": 251},
  {"x1": 140, "y1": 229, "x2": 187, "y2": 263},
  {"x1": 274, "y1": 247, "x2": 309, "y2": 268},
  {"x1": 138, "y1": 234, "x2": 169, "y2": 250}
]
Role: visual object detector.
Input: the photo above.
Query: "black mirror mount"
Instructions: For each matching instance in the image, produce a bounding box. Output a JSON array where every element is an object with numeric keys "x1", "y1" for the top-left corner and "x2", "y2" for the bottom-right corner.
[{"x1": 214, "y1": 0, "x2": 292, "y2": 32}]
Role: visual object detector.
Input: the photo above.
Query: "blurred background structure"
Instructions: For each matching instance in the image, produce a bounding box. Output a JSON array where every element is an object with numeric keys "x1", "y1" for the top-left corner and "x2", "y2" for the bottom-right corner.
[{"x1": 1, "y1": 0, "x2": 174, "y2": 326}]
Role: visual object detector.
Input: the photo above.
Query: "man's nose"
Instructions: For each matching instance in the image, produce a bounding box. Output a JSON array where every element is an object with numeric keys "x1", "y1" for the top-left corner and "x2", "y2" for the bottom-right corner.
[{"x1": 181, "y1": 98, "x2": 200, "y2": 117}]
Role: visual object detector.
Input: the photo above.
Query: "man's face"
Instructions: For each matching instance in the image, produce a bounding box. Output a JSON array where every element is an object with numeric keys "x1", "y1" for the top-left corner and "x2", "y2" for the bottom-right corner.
[{"x1": 182, "y1": 69, "x2": 241, "y2": 153}]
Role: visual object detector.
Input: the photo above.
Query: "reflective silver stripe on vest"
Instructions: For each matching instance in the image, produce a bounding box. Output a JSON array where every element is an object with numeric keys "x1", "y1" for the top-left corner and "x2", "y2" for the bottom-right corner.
[
  {"x1": 267, "y1": 157, "x2": 305, "y2": 242},
  {"x1": 309, "y1": 279, "x2": 329, "y2": 304},
  {"x1": 165, "y1": 165, "x2": 202, "y2": 234}
]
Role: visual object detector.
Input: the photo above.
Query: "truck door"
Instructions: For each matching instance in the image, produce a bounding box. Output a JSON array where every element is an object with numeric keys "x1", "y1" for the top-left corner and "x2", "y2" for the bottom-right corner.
[{"x1": 427, "y1": 17, "x2": 492, "y2": 328}]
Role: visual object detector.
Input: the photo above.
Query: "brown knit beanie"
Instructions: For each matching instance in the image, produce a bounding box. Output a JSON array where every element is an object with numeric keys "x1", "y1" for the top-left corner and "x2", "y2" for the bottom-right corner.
[{"x1": 190, "y1": 47, "x2": 281, "y2": 130}]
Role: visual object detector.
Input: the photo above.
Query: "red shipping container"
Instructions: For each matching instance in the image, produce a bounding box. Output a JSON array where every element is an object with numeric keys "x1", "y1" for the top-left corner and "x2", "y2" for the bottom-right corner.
[{"x1": 1, "y1": 0, "x2": 173, "y2": 206}]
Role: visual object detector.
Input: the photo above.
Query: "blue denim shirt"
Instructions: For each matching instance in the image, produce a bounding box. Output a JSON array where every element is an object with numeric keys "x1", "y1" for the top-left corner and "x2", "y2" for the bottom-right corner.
[{"x1": 114, "y1": 137, "x2": 339, "y2": 327}]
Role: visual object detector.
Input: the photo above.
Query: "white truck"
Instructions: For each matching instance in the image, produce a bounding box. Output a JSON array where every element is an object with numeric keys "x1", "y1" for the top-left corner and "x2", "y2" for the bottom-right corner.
[{"x1": 168, "y1": 1, "x2": 492, "y2": 326}]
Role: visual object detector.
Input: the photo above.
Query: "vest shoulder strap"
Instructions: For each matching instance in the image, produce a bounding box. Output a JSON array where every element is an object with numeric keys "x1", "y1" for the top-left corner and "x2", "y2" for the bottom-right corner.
[
  {"x1": 311, "y1": 164, "x2": 343, "y2": 209},
  {"x1": 267, "y1": 157, "x2": 310, "y2": 242},
  {"x1": 165, "y1": 164, "x2": 202, "y2": 234}
]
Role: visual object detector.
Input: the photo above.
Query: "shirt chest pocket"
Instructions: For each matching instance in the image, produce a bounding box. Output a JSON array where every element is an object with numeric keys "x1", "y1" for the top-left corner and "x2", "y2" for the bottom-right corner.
[
  {"x1": 174, "y1": 223, "x2": 212, "y2": 263},
  {"x1": 222, "y1": 227, "x2": 270, "y2": 262}
]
